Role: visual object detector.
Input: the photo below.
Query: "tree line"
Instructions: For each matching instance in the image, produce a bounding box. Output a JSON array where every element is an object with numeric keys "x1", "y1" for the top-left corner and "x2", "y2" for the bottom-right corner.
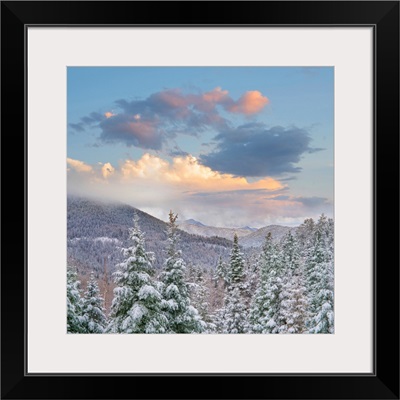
[{"x1": 67, "y1": 212, "x2": 334, "y2": 334}]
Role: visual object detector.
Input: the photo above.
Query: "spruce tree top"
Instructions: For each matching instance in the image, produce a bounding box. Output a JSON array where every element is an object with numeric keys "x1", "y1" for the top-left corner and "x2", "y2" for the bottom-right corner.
[{"x1": 229, "y1": 233, "x2": 245, "y2": 284}]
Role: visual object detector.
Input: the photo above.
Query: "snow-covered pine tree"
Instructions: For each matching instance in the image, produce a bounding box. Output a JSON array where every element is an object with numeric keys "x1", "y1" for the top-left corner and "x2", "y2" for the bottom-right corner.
[
  {"x1": 249, "y1": 233, "x2": 283, "y2": 333},
  {"x1": 315, "y1": 214, "x2": 334, "y2": 259},
  {"x1": 305, "y1": 228, "x2": 334, "y2": 334},
  {"x1": 208, "y1": 258, "x2": 226, "y2": 330},
  {"x1": 106, "y1": 213, "x2": 167, "y2": 334},
  {"x1": 278, "y1": 231, "x2": 308, "y2": 333},
  {"x1": 278, "y1": 274, "x2": 308, "y2": 334},
  {"x1": 67, "y1": 266, "x2": 85, "y2": 333},
  {"x1": 281, "y1": 231, "x2": 300, "y2": 274},
  {"x1": 296, "y1": 217, "x2": 316, "y2": 251},
  {"x1": 221, "y1": 233, "x2": 248, "y2": 333},
  {"x1": 82, "y1": 272, "x2": 107, "y2": 333},
  {"x1": 190, "y1": 267, "x2": 213, "y2": 330},
  {"x1": 211, "y1": 307, "x2": 226, "y2": 333},
  {"x1": 243, "y1": 256, "x2": 259, "y2": 309},
  {"x1": 161, "y1": 211, "x2": 205, "y2": 333},
  {"x1": 214, "y1": 256, "x2": 229, "y2": 287}
]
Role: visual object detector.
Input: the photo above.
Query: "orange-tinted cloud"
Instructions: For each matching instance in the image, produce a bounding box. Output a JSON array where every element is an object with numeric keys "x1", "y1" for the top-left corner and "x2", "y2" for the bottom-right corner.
[
  {"x1": 67, "y1": 155, "x2": 333, "y2": 227},
  {"x1": 71, "y1": 88, "x2": 270, "y2": 148},
  {"x1": 68, "y1": 153, "x2": 283, "y2": 193},
  {"x1": 120, "y1": 153, "x2": 169, "y2": 180},
  {"x1": 151, "y1": 89, "x2": 188, "y2": 108},
  {"x1": 202, "y1": 87, "x2": 229, "y2": 105},
  {"x1": 119, "y1": 153, "x2": 282, "y2": 192},
  {"x1": 67, "y1": 158, "x2": 93, "y2": 173},
  {"x1": 100, "y1": 116, "x2": 162, "y2": 150},
  {"x1": 227, "y1": 91, "x2": 269, "y2": 115},
  {"x1": 101, "y1": 162, "x2": 115, "y2": 178}
]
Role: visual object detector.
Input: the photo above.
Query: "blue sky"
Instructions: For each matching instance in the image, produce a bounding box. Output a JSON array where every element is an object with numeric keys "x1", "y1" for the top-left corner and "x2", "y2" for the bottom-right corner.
[{"x1": 67, "y1": 67, "x2": 333, "y2": 227}]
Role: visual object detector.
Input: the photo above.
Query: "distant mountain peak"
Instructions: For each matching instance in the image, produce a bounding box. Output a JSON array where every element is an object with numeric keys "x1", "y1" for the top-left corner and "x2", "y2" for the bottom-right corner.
[
  {"x1": 184, "y1": 218, "x2": 206, "y2": 227},
  {"x1": 240, "y1": 225, "x2": 257, "y2": 232}
]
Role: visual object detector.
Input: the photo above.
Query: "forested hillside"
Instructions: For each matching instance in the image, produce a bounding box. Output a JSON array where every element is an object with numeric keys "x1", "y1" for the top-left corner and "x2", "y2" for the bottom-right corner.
[
  {"x1": 67, "y1": 197, "x2": 334, "y2": 334},
  {"x1": 67, "y1": 196, "x2": 234, "y2": 277}
]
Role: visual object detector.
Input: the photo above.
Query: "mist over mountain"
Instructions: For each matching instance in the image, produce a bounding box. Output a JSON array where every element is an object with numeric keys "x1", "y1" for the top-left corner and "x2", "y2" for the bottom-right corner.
[
  {"x1": 240, "y1": 225, "x2": 293, "y2": 248},
  {"x1": 67, "y1": 196, "x2": 298, "y2": 285},
  {"x1": 179, "y1": 219, "x2": 253, "y2": 241},
  {"x1": 67, "y1": 196, "x2": 234, "y2": 277},
  {"x1": 179, "y1": 218, "x2": 293, "y2": 248}
]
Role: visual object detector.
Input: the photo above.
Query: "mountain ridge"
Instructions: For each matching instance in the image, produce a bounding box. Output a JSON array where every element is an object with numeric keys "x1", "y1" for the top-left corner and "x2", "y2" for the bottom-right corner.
[
  {"x1": 67, "y1": 196, "x2": 234, "y2": 275},
  {"x1": 67, "y1": 196, "x2": 297, "y2": 283}
]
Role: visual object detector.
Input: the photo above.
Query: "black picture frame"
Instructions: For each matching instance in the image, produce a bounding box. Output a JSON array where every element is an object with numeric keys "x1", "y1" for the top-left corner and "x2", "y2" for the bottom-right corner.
[{"x1": 1, "y1": 1, "x2": 399, "y2": 399}]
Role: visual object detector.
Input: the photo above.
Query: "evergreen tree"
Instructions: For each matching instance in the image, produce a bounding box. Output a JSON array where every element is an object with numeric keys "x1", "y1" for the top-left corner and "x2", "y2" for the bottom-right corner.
[
  {"x1": 221, "y1": 233, "x2": 248, "y2": 333},
  {"x1": 82, "y1": 272, "x2": 107, "y2": 333},
  {"x1": 190, "y1": 268, "x2": 213, "y2": 328},
  {"x1": 214, "y1": 256, "x2": 229, "y2": 287},
  {"x1": 297, "y1": 217, "x2": 316, "y2": 251},
  {"x1": 278, "y1": 272, "x2": 308, "y2": 334},
  {"x1": 107, "y1": 213, "x2": 167, "y2": 333},
  {"x1": 249, "y1": 233, "x2": 283, "y2": 333},
  {"x1": 243, "y1": 256, "x2": 259, "y2": 308},
  {"x1": 281, "y1": 231, "x2": 300, "y2": 273},
  {"x1": 228, "y1": 234, "x2": 245, "y2": 284},
  {"x1": 161, "y1": 211, "x2": 205, "y2": 333},
  {"x1": 67, "y1": 266, "x2": 85, "y2": 333},
  {"x1": 209, "y1": 258, "x2": 226, "y2": 326},
  {"x1": 211, "y1": 307, "x2": 226, "y2": 333},
  {"x1": 278, "y1": 231, "x2": 308, "y2": 333},
  {"x1": 306, "y1": 230, "x2": 334, "y2": 333},
  {"x1": 316, "y1": 214, "x2": 334, "y2": 259}
]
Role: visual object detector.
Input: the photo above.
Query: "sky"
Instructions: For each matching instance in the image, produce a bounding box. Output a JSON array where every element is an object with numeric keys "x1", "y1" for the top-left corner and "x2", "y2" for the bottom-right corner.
[{"x1": 67, "y1": 67, "x2": 333, "y2": 228}]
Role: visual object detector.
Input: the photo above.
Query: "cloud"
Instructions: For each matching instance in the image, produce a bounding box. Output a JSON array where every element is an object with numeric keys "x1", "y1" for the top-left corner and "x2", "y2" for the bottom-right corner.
[
  {"x1": 168, "y1": 146, "x2": 190, "y2": 157},
  {"x1": 200, "y1": 124, "x2": 321, "y2": 177},
  {"x1": 69, "y1": 112, "x2": 106, "y2": 133},
  {"x1": 226, "y1": 91, "x2": 269, "y2": 115},
  {"x1": 196, "y1": 88, "x2": 269, "y2": 115},
  {"x1": 101, "y1": 162, "x2": 115, "y2": 178},
  {"x1": 270, "y1": 195, "x2": 290, "y2": 201},
  {"x1": 104, "y1": 111, "x2": 115, "y2": 119},
  {"x1": 69, "y1": 87, "x2": 270, "y2": 148},
  {"x1": 113, "y1": 88, "x2": 229, "y2": 139},
  {"x1": 69, "y1": 122, "x2": 85, "y2": 132},
  {"x1": 200, "y1": 87, "x2": 229, "y2": 107},
  {"x1": 67, "y1": 154, "x2": 332, "y2": 227},
  {"x1": 269, "y1": 194, "x2": 329, "y2": 207},
  {"x1": 279, "y1": 176, "x2": 297, "y2": 182},
  {"x1": 307, "y1": 147, "x2": 325, "y2": 154},
  {"x1": 293, "y1": 196, "x2": 329, "y2": 208},
  {"x1": 173, "y1": 188, "x2": 331, "y2": 228},
  {"x1": 178, "y1": 190, "x2": 331, "y2": 227},
  {"x1": 67, "y1": 158, "x2": 93, "y2": 173},
  {"x1": 99, "y1": 114, "x2": 163, "y2": 150},
  {"x1": 119, "y1": 153, "x2": 283, "y2": 192},
  {"x1": 67, "y1": 153, "x2": 283, "y2": 208},
  {"x1": 81, "y1": 112, "x2": 104, "y2": 125},
  {"x1": 119, "y1": 154, "x2": 169, "y2": 181}
]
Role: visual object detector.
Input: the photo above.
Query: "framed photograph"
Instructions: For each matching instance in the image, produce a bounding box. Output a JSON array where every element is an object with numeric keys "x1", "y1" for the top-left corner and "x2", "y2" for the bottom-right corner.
[{"x1": 2, "y1": 1, "x2": 399, "y2": 399}]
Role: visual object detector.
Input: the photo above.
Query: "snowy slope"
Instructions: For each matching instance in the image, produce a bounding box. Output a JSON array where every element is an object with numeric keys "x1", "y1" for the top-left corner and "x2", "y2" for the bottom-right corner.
[
  {"x1": 67, "y1": 196, "x2": 234, "y2": 274},
  {"x1": 180, "y1": 220, "x2": 252, "y2": 240},
  {"x1": 240, "y1": 225, "x2": 294, "y2": 248}
]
